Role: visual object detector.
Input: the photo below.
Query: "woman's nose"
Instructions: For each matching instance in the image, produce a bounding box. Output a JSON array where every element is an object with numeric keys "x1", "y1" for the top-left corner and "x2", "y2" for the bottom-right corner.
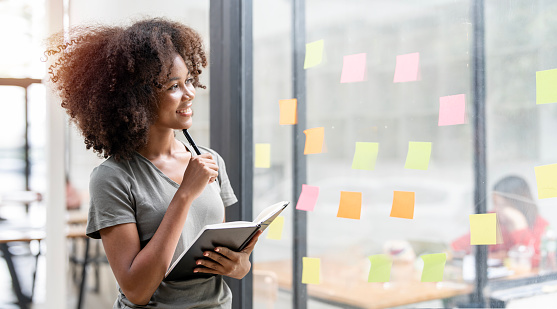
[{"x1": 183, "y1": 87, "x2": 195, "y2": 100}]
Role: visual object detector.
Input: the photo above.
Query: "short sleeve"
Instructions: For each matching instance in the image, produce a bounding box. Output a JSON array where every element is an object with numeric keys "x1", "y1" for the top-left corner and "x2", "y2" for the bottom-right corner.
[
  {"x1": 86, "y1": 164, "x2": 136, "y2": 239},
  {"x1": 199, "y1": 147, "x2": 238, "y2": 207}
]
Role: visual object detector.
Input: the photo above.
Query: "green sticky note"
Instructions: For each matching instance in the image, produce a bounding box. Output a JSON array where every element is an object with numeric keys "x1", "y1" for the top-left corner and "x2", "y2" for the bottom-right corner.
[
  {"x1": 352, "y1": 142, "x2": 379, "y2": 170},
  {"x1": 404, "y1": 142, "x2": 432, "y2": 170},
  {"x1": 470, "y1": 213, "x2": 497, "y2": 245},
  {"x1": 304, "y1": 40, "x2": 324, "y2": 69},
  {"x1": 302, "y1": 257, "x2": 321, "y2": 284},
  {"x1": 421, "y1": 253, "x2": 446, "y2": 282},
  {"x1": 266, "y1": 216, "x2": 284, "y2": 240},
  {"x1": 368, "y1": 254, "x2": 392, "y2": 282},
  {"x1": 536, "y1": 68, "x2": 557, "y2": 104},
  {"x1": 535, "y1": 163, "x2": 557, "y2": 199}
]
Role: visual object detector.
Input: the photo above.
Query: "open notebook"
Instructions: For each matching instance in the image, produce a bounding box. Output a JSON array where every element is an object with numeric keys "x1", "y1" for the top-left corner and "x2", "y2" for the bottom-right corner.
[{"x1": 165, "y1": 201, "x2": 289, "y2": 281}]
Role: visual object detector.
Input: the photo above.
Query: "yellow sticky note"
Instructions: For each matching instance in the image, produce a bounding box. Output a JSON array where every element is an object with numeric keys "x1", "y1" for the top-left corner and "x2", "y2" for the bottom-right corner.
[
  {"x1": 303, "y1": 127, "x2": 324, "y2": 154},
  {"x1": 368, "y1": 254, "x2": 392, "y2": 282},
  {"x1": 352, "y1": 142, "x2": 379, "y2": 170},
  {"x1": 279, "y1": 99, "x2": 297, "y2": 125},
  {"x1": 469, "y1": 213, "x2": 497, "y2": 245},
  {"x1": 266, "y1": 216, "x2": 284, "y2": 240},
  {"x1": 404, "y1": 142, "x2": 432, "y2": 170},
  {"x1": 302, "y1": 257, "x2": 321, "y2": 284},
  {"x1": 535, "y1": 163, "x2": 557, "y2": 199},
  {"x1": 337, "y1": 191, "x2": 362, "y2": 220},
  {"x1": 255, "y1": 143, "x2": 271, "y2": 168},
  {"x1": 421, "y1": 253, "x2": 446, "y2": 282},
  {"x1": 304, "y1": 40, "x2": 324, "y2": 69},
  {"x1": 390, "y1": 191, "x2": 415, "y2": 219},
  {"x1": 536, "y1": 68, "x2": 557, "y2": 104}
]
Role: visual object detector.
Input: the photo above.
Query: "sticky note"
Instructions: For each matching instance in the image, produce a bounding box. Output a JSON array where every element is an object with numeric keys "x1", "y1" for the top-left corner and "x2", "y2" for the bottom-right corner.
[
  {"x1": 536, "y1": 68, "x2": 557, "y2": 104},
  {"x1": 535, "y1": 163, "x2": 557, "y2": 199},
  {"x1": 255, "y1": 143, "x2": 271, "y2": 168},
  {"x1": 266, "y1": 216, "x2": 285, "y2": 240},
  {"x1": 304, "y1": 40, "x2": 324, "y2": 69},
  {"x1": 404, "y1": 142, "x2": 432, "y2": 170},
  {"x1": 303, "y1": 127, "x2": 324, "y2": 154},
  {"x1": 337, "y1": 191, "x2": 362, "y2": 220},
  {"x1": 421, "y1": 253, "x2": 447, "y2": 282},
  {"x1": 368, "y1": 254, "x2": 392, "y2": 282},
  {"x1": 340, "y1": 53, "x2": 367, "y2": 83},
  {"x1": 469, "y1": 213, "x2": 497, "y2": 245},
  {"x1": 296, "y1": 184, "x2": 319, "y2": 211},
  {"x1": 390, "y1": 191, "x2": 415, "y2": 219},
  {"x1": 302, "y1": 257, "x2": 320, "y2": 284},
  {"x1": 393, "y1": 52, "x2": 420, "y2": 83},
  {"x1": 351, "y1": 142, "x2": 379, "y2": 170},
  {"x1": 279, "y1": 99, "x2": 297, "y2": 125},
  {"x1": 438, "y1": 94, "x2": 466, "y2": 126}
]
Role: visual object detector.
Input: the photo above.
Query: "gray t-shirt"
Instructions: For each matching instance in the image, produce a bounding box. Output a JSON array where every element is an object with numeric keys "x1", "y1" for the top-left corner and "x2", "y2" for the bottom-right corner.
[{"x1": 86, "y1": 142, "x2": 238, "y2": 309}]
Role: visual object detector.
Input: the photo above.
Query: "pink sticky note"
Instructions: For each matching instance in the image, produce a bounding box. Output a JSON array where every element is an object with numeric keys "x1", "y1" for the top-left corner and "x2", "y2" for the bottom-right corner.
[
  {"x1": 393, "y1": 52, "x2": 420, "y2": 83},
  {"x1": 296, "y1": 184, "x2": 319, "y2": 211},
  {"x1": 438, "y1": 94, "x2": 466, "y2": 126},
  {"x1": 340, "y1": 53, "x2": 367, "y2": 83}
]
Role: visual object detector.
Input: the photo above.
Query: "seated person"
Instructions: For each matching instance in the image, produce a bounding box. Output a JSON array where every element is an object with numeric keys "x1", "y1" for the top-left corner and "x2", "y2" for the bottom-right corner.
[{"x1": 451, "y1": 175, "x2": 549, "y2": 267}]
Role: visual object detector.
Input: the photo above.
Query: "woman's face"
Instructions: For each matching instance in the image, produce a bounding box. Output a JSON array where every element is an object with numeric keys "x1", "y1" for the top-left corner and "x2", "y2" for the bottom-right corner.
[{"x1": 154, "y1": 54, "x2": 196, "y2": 130}]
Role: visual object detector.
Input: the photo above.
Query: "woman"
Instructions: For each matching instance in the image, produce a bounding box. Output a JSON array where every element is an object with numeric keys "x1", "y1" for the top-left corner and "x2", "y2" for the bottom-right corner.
[
  {"x1": 46, "y1": 18, "x2": 260, "y2": 308},
  {"x1": 452, "y1": 175, "x2": 549, "y2": 267}
]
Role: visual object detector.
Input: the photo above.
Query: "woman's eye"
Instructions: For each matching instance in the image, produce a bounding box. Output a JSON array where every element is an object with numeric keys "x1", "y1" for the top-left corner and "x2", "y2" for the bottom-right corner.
[
  {"x1": 186, "y1": 78, "x2": 194, "y2": 84},
  {"x1": 169, "y1": 84, "x2": 179, "y2": 90}
]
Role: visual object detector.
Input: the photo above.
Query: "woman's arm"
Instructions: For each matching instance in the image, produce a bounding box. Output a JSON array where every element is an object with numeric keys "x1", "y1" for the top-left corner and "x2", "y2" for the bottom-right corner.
[{"x1": 99, "y1": 153, "x2": 218, "y2": 305}]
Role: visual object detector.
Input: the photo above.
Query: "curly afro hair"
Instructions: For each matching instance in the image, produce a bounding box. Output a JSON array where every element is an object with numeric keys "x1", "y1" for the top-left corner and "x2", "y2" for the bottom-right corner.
[{"x1": 45, "y1": 18, "x2": 207, "y2": 161}]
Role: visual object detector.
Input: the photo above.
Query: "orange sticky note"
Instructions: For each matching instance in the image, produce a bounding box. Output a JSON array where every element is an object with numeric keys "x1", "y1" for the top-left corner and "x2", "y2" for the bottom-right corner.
[
  {"x1": 393, "y1": 52, "x2": 420, "y2": 83},
  {"x1": 390, "y1": 191, "x2": 415, "y2": 219},
  {"x1": 303, "y1": 127, "x2": 324, "y2": 154},
  {"x1": 340, "y1": 53, "x2": 367, "y2": 83},
  {"x1": 296, "y1": 184, "x2": 319, "y2": 211},
  {"x1": 279, "y1": 99, "x2": 297, "y2": 125},
  {"x1": 337, "y1": 191, "x2": 362, "y2": 220}
]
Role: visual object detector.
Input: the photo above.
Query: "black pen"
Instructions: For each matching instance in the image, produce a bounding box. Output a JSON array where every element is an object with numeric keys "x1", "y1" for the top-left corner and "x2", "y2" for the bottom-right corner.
[{"x1": 182, "y1": 129, "x2": 201, "y2": 155}]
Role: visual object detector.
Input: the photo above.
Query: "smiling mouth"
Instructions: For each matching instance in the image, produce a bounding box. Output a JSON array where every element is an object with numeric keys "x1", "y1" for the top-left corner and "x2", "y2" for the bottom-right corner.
[{"x1": 176, "y1": 107, "x2": 192, "y2": 115}]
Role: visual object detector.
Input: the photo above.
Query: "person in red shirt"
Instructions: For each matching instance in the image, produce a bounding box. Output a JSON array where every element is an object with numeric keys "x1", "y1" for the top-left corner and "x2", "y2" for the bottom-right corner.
[{"x1": 452, "y1": 175, "x2": 549, "y2": 267}]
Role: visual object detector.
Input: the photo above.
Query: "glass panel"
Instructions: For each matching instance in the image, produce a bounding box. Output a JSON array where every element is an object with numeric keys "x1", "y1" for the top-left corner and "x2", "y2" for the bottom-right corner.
[
  {"x1": 484, "y1": 0, "x2": 557, "y2": 300},
  {"x1": 0, "y1": 86, "x2": 26, "y2": 192},
  {"x1": 303, "y1": 1, "x2": 474, "y2": 308},
  {"x1": 252, "y1": 0, "x2": 294, "y2": 307}
]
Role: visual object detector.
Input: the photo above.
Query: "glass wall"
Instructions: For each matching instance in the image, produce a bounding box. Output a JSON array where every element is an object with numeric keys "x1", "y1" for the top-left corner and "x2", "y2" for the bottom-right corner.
[
  {"x1": 252, "y1": 0, "x2": 557, "y2": 308},
  {"x1": 252, "y1": 0, "x2": 294, "y2": 307}
]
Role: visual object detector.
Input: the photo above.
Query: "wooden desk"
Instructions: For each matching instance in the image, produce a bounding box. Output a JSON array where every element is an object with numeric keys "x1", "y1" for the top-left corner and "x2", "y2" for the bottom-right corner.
[{"x1": 254, "y1": 259, "x2": 473, "y2": 309}]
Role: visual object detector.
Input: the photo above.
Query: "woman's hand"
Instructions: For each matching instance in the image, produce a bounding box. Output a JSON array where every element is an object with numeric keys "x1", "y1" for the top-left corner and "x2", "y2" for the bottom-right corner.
[
  {"x1": 179, "y1": 153, "x2": 219, "y2": 199},
  {"x1": 194, "y1": 230, "x2": 263, "y2": 279}
]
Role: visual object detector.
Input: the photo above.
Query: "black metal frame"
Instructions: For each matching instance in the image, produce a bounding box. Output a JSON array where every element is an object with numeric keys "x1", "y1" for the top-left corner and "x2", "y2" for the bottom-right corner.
[
  {"x1": 209, "y1": 1, "x2": 253, "y2": 308},
  {"x1": 471, "y1": 0, "x2": 488, "y2": 307},
  {"x1": 291, "y1": 0, "x2": 308, "y2": 308}
]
